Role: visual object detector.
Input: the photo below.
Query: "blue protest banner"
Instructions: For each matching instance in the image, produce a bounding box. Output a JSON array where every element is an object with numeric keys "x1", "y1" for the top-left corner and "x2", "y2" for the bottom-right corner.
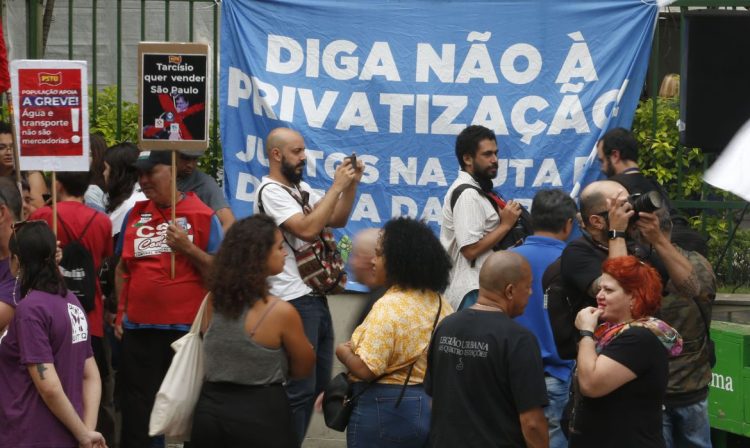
[{"x1": 220, "y1": 0, "x2": 660, "y2": 248}]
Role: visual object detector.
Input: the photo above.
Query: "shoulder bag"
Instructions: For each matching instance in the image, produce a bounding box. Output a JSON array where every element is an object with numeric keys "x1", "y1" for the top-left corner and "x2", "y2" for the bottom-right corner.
[
  {"x1": 257, "y1": 182, "x2": 347, "y2": 294},
  {"x1": 149, "y1": 295, "x2": 209, "y2": 441},
  {"x1": 323, "y1": 297, "x2": 443, "y2": 431}
]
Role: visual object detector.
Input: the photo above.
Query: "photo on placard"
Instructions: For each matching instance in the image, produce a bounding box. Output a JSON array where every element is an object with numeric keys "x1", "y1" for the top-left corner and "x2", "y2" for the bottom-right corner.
[{"x1": 140, "y1": 50, "x2": 208, "y2": 143}]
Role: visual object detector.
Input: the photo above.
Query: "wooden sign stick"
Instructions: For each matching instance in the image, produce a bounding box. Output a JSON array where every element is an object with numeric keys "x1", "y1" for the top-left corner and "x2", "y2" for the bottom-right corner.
[
  {"x1": 171, "y1": 150, "x2": 177, "y2": 279},
  {"x1": 51, "y1": 171, "x2": 58, "y2": 238}
]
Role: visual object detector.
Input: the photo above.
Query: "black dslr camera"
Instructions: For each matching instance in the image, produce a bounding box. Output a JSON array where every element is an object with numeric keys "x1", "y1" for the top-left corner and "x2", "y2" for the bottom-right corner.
[{"x1": 627, "y1": 191, "x2": 663, "y2": 222}]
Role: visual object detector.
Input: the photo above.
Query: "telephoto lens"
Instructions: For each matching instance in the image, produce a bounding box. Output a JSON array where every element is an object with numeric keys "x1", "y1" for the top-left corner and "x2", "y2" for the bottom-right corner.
[{"x1": 628, "y1": 191, "x2": 663, "y2": 220}]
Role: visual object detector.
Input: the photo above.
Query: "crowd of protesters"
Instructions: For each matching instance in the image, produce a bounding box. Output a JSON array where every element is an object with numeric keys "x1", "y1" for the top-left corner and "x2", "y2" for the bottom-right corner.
[{"x1": 0, "y1": 121, "x2": 717, "y2": 448}]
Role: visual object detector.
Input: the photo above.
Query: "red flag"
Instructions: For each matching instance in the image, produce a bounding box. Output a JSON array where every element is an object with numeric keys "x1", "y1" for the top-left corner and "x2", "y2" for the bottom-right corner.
[{"x1": 0, "y1": 19, "x2": 10, "y2": 92}]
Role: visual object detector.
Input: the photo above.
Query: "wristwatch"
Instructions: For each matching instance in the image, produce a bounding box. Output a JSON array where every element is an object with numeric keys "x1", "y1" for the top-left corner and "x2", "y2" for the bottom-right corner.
[
  {"x1": 579, "y1": 330, "x2": 595, "y2": 339},
  {"x1": 608, "y1": 230, "x2": 626, "y2": 240}
]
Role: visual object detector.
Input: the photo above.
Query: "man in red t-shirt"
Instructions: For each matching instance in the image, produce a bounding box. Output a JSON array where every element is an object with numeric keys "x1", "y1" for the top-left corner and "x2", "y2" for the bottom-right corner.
[{"x1": 30, "y1": 170, "x2": 114, "y2": 439}]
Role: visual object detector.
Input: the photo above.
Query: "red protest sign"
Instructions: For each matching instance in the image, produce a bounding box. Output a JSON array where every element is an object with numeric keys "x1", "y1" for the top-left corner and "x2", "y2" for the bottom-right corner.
[{"x1": 11, "y1": 60, "x2": 89, "y2": 171}]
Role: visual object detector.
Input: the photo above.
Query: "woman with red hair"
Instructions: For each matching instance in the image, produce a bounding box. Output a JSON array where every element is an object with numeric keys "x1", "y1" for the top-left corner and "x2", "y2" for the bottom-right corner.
[{"x1": 569, "y1": 255, "x2": 682, "y2": 448}]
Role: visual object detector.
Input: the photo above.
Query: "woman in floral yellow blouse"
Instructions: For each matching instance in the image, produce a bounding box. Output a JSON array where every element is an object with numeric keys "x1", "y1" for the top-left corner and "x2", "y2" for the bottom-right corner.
[{"x1": 336, "y1": 217, "x2": 453, "y2": 448}]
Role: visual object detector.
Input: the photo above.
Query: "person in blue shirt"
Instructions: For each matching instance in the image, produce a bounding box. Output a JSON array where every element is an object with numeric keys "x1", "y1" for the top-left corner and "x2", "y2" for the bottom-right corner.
[{"x1": 510, "y1": 188, "x2": 577, "y2": 448}]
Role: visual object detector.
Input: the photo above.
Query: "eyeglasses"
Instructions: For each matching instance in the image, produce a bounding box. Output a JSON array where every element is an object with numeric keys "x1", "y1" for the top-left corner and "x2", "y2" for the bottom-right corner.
[{"x1": 0, "y1": 143, "x2": 13, "y2": 151}]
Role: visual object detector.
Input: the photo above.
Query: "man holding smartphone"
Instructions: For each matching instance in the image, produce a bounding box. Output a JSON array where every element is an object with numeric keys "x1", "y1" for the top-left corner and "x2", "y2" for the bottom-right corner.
[{"x1": 253, "y1": 127, "x2": 363, "y2": 443}]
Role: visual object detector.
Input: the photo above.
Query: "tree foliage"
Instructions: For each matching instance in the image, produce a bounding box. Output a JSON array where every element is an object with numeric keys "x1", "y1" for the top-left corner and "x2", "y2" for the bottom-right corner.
[{"x1": 632, "y1": 97, "x2": 749, "y2": 288}]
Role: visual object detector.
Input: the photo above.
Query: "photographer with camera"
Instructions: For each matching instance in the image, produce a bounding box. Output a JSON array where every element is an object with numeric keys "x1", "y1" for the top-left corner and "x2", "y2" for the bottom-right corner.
[
  {"x1": 597, "y1": 127, "x2": 708, "y2": 256},
  {"x1": 560, "y1": 181, "x2": 698, "y2": 337}
]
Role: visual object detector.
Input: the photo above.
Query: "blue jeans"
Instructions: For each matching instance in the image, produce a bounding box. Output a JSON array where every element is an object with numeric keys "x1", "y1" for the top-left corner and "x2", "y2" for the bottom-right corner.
[
  {"x1": 545, "y1": 374, "x2": 571, "y2": 448},
  {"x1": 286, "y1": 294, "x2": 334, "y2": 445},
  {"x1": 662, "y1": 398, "x2": 711, "y2": 448},
  {"x1": 458, "y1": 289, "x2": 479, "y2": 310},
  {"x1": 347, "y1": 383, "x2": 431, "y2": 448}
]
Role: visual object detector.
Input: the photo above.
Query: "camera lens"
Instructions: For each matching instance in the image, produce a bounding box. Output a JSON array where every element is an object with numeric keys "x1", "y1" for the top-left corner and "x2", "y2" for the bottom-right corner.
[{"x1": 627, "y1": 191, "x2": 663, "y2": 222}]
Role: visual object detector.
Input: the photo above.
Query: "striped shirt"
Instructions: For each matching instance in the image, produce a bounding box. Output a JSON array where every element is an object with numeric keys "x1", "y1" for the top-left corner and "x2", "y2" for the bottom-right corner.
[{"x1": 440, "y1": 171, "x2": 500, "y2": 309}]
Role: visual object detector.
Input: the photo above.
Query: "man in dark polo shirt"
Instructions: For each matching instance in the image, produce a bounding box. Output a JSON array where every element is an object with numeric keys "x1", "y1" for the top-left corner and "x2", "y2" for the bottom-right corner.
[{"x1": 176, "y1": 149, "x2": 236, "y2": 232}]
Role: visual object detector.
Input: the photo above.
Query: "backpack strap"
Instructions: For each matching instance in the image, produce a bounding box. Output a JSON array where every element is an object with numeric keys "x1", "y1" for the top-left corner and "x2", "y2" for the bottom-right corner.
[
  {"x1": 57, "y1": 210, "x2": 98, "y2": 243},
  {"x1": 77, "y1": 211, "x2": 99, "y2": 242},
  {"x1": 449, "y1": 183, "x2": 498, "y2": 213},
  {"x1": 257, "y1": 181, "x2": 307, "y2": 214},
  {"x1": 257, "y1": 182, "x2": 323, "y2": 253}
]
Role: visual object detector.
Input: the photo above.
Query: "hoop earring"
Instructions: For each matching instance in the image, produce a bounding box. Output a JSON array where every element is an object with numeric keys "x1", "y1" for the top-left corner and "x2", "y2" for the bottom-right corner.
[{"x1": 12, "y1": 272, "x2": 20, "y2": 306}]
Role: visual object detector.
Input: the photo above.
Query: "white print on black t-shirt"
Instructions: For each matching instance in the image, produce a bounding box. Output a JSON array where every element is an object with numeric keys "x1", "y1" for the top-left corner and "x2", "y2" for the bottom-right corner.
[
  {"x1": 133, "y1": 216, "x2": 193, "y2": 258},
  {"x1": 68, "y1": 303, "x2": 88, "y2": 344},
  {"x1": 437, "y1": 336, "x2": 489, "y2": 359}
]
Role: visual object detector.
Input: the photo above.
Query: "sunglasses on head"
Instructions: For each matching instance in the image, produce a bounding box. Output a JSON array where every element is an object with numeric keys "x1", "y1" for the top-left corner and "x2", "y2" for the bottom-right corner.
[{"x1": 12, "y1": 219, "x2": 47, "y2": 233}]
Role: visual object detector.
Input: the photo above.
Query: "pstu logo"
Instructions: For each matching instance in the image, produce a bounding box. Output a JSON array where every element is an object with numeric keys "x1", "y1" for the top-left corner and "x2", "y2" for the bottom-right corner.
[
  {"x1": 169, "y1": 55, "x2": 182, "y2": 64},
  {"x1": 38, "y1": 72, "x2": 62, "y2": 86}
]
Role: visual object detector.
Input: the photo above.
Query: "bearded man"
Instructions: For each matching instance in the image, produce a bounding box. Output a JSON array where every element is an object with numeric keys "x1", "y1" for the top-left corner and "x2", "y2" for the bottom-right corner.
[
  {"x1": 440, "y1": 125, "x2": 522, "y2": 310},
  {"x1": 252, "y1": 127, "x2": 362, "y2": 444}
]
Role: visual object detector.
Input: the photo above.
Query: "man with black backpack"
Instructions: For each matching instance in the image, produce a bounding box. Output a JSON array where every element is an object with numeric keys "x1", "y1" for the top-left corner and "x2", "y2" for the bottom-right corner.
[
  {"x1": 29, "y1": 170, "x2": 113, "y2": 440},
  {"x1": 440, "y1": 125, "x2": 525, "y2": 310}
]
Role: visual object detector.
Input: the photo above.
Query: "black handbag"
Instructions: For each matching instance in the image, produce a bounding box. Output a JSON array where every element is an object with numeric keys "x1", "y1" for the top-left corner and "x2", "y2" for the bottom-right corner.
[
  {"x1": 322, "y1": 298, "x2": 443, "y2": 432},
  {"x1": 322, "y1": 371, "x2": 386, "y2": 432}
]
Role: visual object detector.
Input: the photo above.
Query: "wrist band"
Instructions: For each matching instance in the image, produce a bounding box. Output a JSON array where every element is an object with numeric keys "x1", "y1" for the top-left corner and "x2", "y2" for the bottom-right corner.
[
  {"x1": 579, "y1": 330, "x2": 595, "y2": 339},
  {"x1": 608, "y1": 230, "x2": 626, "y2": 240}
]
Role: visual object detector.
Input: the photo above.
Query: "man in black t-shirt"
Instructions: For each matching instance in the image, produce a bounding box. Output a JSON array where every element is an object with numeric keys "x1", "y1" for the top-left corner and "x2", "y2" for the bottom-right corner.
[{"x1": 425, "y1": 251, "x2": 549, "y2": 448}]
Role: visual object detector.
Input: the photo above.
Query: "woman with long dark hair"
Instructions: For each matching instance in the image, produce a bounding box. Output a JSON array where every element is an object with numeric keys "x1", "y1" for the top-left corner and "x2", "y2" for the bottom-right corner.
[
  {"x1": 0, "y1": 221, "x2": 105, "y2": 448},
  {"x1": 570, "y1": 255, "x2": 683, "y2": 447},
  {"x1": 103, "y1": 142, "x2": 146, "y2": 236},
  {"x1": 190, "y1": 215, "x2": 314, "y2": 448},
  {"x1": 85, "y1": 133, "x2": 109, "y2": 211},
  {"x1": 336, "y1": 217, "x2": 453, "y2": 448}
]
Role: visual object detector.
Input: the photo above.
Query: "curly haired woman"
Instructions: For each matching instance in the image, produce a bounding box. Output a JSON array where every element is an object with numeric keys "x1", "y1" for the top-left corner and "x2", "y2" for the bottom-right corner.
[
  {"x1": 190, "y1": 215, "x2": 314, "y2": 448},
  {"x1": 336, "y1": 217, "x2": 453, "y2": 448},
  {"x1": 569, "y1": 255, "x2": 683, "y2": 448}
]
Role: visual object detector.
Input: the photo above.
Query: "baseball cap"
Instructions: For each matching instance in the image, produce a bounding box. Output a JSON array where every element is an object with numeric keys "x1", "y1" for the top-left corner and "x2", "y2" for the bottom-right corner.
[
  {"x1": 178, "y1": 149, "x2": 205, "y2": 159},
  {"x1": 133, "y1": 150, "x2": 172, "y2": 171}
]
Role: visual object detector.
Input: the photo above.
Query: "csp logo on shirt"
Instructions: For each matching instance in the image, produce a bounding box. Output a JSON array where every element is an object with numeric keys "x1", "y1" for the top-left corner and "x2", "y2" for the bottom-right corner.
[
  {"x1": 133, "y1": 218, "x2": 193, "y2": 258},
  {"x1": 68, "y1": 303, "x2": 88, "y2": 344}
]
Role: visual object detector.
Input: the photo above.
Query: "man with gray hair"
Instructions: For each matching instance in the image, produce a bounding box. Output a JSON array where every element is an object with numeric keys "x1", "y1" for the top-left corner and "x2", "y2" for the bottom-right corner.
[{"x1": 348, "y1": 228, "x2": 386, "y2": 329}]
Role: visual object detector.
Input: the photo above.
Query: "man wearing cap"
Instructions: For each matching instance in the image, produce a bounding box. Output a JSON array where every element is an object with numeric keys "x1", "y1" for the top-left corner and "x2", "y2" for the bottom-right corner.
[
  {"x1": 176, "y1": 149, "x2": 235, "y2": 232},
  {"x1": 113, "y1": 150, "x2": 223, "y2": 448}
]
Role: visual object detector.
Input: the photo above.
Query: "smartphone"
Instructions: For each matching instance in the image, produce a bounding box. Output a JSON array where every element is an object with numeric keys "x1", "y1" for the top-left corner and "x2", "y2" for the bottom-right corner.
[{"x1": 350, "y1": 152, "x2": 357, "y2": 168}]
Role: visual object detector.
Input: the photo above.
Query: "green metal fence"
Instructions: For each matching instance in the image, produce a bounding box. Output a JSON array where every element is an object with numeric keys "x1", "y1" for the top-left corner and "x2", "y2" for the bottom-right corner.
[{"x1": 21, "y1": 0, "x2": 220, "y2": 149}]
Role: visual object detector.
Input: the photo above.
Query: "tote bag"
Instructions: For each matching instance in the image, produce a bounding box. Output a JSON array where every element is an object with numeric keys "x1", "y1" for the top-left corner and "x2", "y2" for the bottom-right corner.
[{"x1": 148, "y1": 295, "x2": 209, "y2": 440}]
